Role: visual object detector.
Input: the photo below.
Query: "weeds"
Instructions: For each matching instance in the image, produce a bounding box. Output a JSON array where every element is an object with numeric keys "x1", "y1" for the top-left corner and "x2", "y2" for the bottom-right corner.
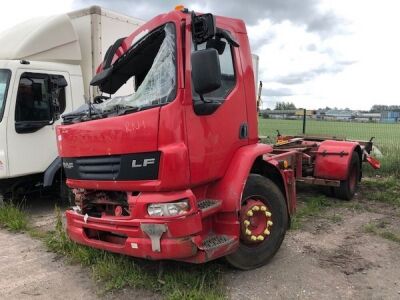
[
  {"x1": 0, "y1": 202, "x2": 29, "y2": 231},
  {"x1": 45, "y1": 208, "x2": 225, "y2": 299},
  {"x1": 362, "y1": 177, "x2": 400, "y2": 206},
  {"x1": 291, "y1": 196, "x2": 334, "y2": 229},
  {"x1": 364, "y1": 221, "x2": 400, "y2": 244}
]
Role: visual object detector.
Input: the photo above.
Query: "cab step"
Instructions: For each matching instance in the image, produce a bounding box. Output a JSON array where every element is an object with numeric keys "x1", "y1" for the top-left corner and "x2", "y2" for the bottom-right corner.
[
  {"x1": 200, "y1": 234, "x2": 236, "y2": 251},
  {"x1": 197, "y1": 199, "x2": 222, "y2": 218}
]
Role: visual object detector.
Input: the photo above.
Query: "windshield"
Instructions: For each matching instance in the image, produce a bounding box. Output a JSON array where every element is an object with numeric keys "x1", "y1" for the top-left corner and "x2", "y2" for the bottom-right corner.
[
  {"x1": 62, "y1": 23, "x2": 177, "y2": 125},
  {"x1": 0, "y1": 69, "x2": 11, "y2": 123},
  {"x1": 96, "y1": 23, "x2": 176, "y2": 113}
]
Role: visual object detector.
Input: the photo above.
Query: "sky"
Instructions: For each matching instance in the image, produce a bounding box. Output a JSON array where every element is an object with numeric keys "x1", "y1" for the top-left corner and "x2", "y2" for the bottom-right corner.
[{"x1": 0, "y1": 0, "x2": 398, "y2": 110}]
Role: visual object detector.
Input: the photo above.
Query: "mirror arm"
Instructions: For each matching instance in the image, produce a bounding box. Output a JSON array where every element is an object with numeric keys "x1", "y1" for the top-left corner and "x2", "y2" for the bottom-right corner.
[
  {"x1": 216, "y1": 28, "x2": 239, "y2": 47},
  {"x1": 199, "y1": 94, "x2": 212, "y2": 104}
]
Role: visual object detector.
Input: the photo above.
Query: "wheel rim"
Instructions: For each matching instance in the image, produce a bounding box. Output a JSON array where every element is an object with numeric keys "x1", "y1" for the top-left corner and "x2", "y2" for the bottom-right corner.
[{"x1": 240, "y1": 198, "x2": 273, "y2": 245}]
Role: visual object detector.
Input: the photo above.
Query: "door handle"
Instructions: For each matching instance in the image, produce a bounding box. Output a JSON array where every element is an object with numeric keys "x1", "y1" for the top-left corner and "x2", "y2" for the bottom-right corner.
[{"x1": 239, "y1": 123, "x2": 248, "y2": 139}]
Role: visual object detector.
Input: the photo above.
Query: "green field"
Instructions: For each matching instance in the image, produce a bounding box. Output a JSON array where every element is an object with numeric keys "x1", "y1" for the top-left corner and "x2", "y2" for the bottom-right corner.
[{"x1": 258, "y1": 118, "x2": 400, "y2": 176}]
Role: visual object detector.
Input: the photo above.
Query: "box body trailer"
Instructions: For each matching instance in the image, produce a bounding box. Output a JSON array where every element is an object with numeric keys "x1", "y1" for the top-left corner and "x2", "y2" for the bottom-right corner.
[{"x1": 0, "y1": 6, "x2": 143, "y2": 201}]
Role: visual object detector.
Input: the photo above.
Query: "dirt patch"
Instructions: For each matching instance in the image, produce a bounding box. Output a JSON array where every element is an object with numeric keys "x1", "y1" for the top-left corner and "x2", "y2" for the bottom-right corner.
[
  {"x1": 227, "y1": 192, "x2": 400, "y2": 299},
  {"x1": 2, "y1": 184, "x2": 400, "y2": 299}
]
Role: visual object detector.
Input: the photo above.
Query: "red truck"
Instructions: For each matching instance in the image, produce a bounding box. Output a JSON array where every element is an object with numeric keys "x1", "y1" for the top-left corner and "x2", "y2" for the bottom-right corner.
[{"x1": 56, "y1": 7, "x2": 379, "y2": 270}]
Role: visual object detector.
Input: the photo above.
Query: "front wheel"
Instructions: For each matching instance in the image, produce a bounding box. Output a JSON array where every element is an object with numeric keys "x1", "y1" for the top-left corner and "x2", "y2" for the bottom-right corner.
[{"x1": 226, "y1": 174, "x2": 288, "y2": 270}]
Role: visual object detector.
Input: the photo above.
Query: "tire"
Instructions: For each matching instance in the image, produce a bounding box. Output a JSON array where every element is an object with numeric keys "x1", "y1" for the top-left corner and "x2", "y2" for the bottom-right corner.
[
  {"x1": 334, "y1": 151, "x2": 360, "y2": 201},
  {"x1": 226, "y1": 174, "x2": 288, "y2": 270}
]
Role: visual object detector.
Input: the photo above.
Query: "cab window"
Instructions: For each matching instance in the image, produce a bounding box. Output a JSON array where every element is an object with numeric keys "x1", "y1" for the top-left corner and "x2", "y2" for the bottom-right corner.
[
  {"x1": 15, "y1": 73, "x2": 66, "y2": 122},
  {"x1": 192, "y1": 37, "x2": 236, "y2": 101}
]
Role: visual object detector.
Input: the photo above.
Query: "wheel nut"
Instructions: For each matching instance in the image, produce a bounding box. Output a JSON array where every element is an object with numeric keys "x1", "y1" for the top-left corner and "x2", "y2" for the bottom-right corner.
[
  {"x1": 245, "y1": 229, "x2": 252, "y2": 236},
  {"x1": 244, "y1": 220, "x2": 250, "y2": 226},
  {"x1": 247, "y1": 210, "x2": 253, "y2": 217},
  {"x1": 257, "y1": 235, "x2": 264, "y2": 241},
  {"x1": 267, "y1": 220, "x2": 273, "y2": 226},
  {"x1": 260, "y1": 206, "x2": 267, "y2": 211},
  {"x1": 264, "y1": 229, "x2": 270, "y2": 235},
  {"x1": 252, "y1": 206, "x2": 260, "y2": 211},
  {"x1": 250, "y1": 235, "x2": 257, "y2": 241},
  {"x1": 265, "y1": 211, "x2": 272, "y2": 217}
]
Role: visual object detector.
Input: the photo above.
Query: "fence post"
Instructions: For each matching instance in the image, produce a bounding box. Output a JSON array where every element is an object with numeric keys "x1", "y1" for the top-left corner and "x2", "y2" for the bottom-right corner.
[{"x1": 302, "y1": 108, "x2": 306, "y2": 134}]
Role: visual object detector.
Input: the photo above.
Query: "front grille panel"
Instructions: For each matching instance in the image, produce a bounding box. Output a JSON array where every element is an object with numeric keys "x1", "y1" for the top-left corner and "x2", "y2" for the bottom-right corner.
[
  {"x1": 76, "y1": 157, "x2": 121, "y2": 180},
  {"x1": 63, "y1": 152, "x2": 161, "y2": 181}
]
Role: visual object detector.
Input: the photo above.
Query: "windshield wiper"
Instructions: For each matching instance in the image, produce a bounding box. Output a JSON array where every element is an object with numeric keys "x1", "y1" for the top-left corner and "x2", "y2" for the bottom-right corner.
[{"x1": 117, "y1": 106, "x2": 140, "y2": 115}]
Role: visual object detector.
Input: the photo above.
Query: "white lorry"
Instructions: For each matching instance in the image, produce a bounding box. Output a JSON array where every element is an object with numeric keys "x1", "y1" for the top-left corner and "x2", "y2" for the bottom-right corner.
[{"x1": 0, "y1": 6, "x2": 143, "y2": 201}]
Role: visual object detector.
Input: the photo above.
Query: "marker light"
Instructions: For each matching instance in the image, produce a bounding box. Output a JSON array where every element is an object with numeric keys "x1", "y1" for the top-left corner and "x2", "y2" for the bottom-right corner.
[
  {"x1": 148, "y1": 199, "x2": 190, "y2": 217},
  {"x1": 175, "y1": 5, "x2": 185, "y2": 11}
]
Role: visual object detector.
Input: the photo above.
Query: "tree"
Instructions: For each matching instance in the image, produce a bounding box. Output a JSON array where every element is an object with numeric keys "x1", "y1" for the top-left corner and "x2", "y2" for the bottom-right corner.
[{"x1": 274, "y1": 102, "x2": 296, "y2": 110}]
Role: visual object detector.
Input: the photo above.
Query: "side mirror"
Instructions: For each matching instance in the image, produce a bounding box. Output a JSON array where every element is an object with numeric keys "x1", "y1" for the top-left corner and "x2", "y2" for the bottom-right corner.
[
  {"x1": 191, "y1": 48, "x2": 221, "y2": 95},
  {"x1": 192, "y1": 13, "x2": 216, "y2": 44}
]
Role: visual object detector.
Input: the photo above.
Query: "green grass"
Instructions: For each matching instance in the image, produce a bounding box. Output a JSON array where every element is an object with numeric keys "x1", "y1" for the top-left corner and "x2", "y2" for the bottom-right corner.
[
  {"x1": 361, "y1": 177, "x2": 400, "y2": 206},
  {"x1": 364, "y1": 222, "x2": 400, "y2": 244},
  {"x1": 45, "y1": 208, "x2": 225, "y2": 299},
  {"x1": 258, "y1": 118, "x2": 400, "y2": 176},
  {"x1": 291, "y1": 195, "x2": 334, "y2": 229},
  {"x1": 0, "y1": 203, "x2": 29, "y2": 231}
]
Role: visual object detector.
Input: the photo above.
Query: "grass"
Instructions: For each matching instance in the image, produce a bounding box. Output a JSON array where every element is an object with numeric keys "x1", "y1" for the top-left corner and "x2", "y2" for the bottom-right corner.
[
  {"x1": 364, "y1": 221, "x2": 400, "y2": 244},
  {"x1": 0, "y1": 204, "x2": 224, "y2": 299},
  {"x1": 291, "y1": 195, "x2": 334, "y2": 229},
  {"x1": 0, "y1": 202, "x2": 29, "y2": 231},
  {"x1": 361, "y1": 177, "x2": 400, "y2": 206},
  {"x1": 258, "y1": 118, "x2": 400, "y2": 176},
  {"x1": 45, "y1": 208, "x2": 225, "y2": 299}
]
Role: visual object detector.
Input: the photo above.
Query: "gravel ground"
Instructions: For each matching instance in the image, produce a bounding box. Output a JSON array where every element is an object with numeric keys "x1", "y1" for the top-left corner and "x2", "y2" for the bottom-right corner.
[{"x1": 1, "y1": 191, "x2": 399, "y2": 299}]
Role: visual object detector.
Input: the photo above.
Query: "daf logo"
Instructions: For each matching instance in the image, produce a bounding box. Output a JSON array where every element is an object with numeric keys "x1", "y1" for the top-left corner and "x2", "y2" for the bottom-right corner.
[
  {"x1": 63, "y1": 162, "x2": 74, "y2": 169},
  {"x1": 132, "y1": 158, "x2": 155, "y2": 168}
]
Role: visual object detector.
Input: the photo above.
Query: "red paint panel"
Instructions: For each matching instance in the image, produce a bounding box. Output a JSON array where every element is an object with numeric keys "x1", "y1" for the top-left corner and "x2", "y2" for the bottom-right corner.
[
  {"x1": 57, "y1": 108, "x2": 159, "y2": 157},
  {"x1": 314, "y1": 140, "x2": 358, "y2": 180},
  {"x1": 207, "y1": 143, "x2": 274, "y2": 212}
]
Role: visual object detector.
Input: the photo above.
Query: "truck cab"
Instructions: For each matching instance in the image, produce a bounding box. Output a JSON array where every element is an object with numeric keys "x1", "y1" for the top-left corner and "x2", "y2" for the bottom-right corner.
[
  {"x1": 0, "y1": 59, "x2": 83, "y2": 199},
  {"x1": 57, "y1": 8, "x2": 375, "y2": 269},
  {"x1": 57, "y1": 8, "x2": 290, "y2": 269}
]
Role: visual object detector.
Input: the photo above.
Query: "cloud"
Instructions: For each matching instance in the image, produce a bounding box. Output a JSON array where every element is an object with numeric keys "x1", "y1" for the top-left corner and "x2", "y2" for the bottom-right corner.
[
  {"x1": 73, "y1": 0, "x2": 342, "y2": 36},
  {"x1": 275, "y1": 61, "x2": 356, "y2": 85},
  {"x1": 262, "y1": 88, "x2": 295, "y2": 97}
]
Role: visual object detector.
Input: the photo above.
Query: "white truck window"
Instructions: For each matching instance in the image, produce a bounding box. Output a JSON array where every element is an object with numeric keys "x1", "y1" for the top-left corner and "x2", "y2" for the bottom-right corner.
[
  {"x1": 15, "y1": 73, "x2": 66, "y2": 122},
  {"x1": 0, "y1": 69, "x2": 11, "y2": 122}
]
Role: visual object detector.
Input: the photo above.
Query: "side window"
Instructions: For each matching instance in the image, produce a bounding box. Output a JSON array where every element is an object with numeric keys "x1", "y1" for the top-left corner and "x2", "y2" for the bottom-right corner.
[
  {"x1": 192, "y1": 38, "x2": 235, "y2": 101},
  {"x1": 15, "y1": 73, "x2": 66, "y2": 122}
]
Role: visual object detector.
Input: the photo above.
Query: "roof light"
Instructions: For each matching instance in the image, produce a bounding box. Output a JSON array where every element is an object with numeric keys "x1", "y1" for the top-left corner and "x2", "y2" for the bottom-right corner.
[{"x1": 175, "y1": 5, "x2": 185, "y2": 11}]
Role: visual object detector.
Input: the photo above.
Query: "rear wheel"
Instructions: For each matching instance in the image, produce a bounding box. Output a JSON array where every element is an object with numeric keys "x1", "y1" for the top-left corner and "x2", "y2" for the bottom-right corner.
[
  {"x1": 226, "y1": 174, "x2": 288, "y2": 270},
  {"x1": 334, "y1": 151, "x2": 360, "y2": 200}
]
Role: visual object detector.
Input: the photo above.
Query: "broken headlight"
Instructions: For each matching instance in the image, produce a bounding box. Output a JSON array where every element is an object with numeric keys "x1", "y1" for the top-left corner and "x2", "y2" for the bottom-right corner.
[{"x1": 147, "y1": 199, "x2": 190, "y2": 217}]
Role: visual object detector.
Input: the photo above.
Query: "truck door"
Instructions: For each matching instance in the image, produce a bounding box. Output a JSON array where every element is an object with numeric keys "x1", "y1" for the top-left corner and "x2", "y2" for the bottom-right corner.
[
  {"x1": 6, "y1": 70, "x2": 72, "y2": 178},
  {"x1": 185, "y1": 32, "x2": 248, "y2": 185}
]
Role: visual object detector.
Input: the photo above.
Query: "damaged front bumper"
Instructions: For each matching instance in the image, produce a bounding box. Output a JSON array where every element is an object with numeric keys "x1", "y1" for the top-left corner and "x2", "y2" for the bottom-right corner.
[{"x1": 65, "y1": 189, "x2": 204, "y2": 260}]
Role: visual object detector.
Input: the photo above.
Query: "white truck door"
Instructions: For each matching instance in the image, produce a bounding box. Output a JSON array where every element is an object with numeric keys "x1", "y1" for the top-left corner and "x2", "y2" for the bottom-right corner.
[{"x1": 6, "y1": 69, "x2": 72, "y2": 178}]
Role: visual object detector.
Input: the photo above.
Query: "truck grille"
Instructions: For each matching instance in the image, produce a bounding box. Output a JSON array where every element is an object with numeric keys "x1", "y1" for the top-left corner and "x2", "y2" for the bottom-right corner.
[
  {"x1": 62, "y1": 152, "x2": 161, "y2": 181},
  {"x1": 76, "y1": 157, "x2": 121, "y2": 180}
]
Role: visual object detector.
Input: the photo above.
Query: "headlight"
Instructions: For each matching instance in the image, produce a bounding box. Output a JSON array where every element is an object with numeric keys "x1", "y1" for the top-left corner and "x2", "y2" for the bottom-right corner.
[{"x1": 147, "y1": 199, "x2": 190, "y2": 217}]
